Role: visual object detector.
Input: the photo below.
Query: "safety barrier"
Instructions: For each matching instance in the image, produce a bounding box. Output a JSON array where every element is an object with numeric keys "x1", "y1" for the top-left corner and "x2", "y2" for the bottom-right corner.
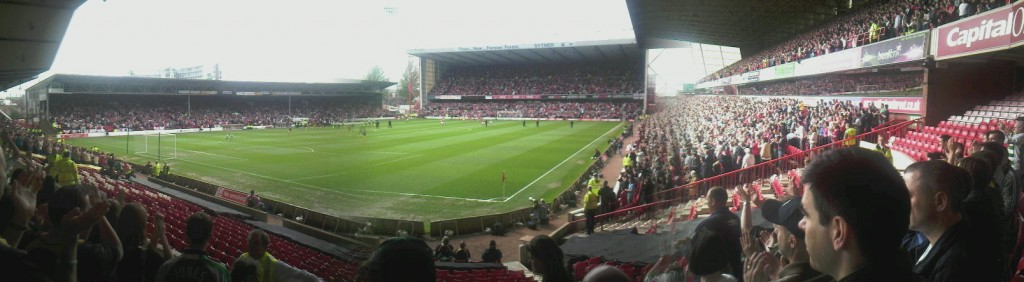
[{"x1": 562, "y1": 118, "x2": 923, "y2": 234}]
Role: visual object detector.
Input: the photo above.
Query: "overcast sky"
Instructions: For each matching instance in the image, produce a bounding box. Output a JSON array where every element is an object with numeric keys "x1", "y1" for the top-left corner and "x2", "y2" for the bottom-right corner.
[{"x1": 1, "y1": 0, "x2": 711, "y2": 97}]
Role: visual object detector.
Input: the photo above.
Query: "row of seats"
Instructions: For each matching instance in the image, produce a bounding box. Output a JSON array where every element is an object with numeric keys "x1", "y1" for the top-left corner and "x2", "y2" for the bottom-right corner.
[
  {"x1": 949, "y1": 115, "x2": 1020, "y2": 127},
  {"x1": 571, "y1": 256, "x2": 652, "y2": 282},
  {"x1": 966, "y1": 109, "x2": 1024, "y2": 118},
  {"x1": 435, "y1": 268, "x2": 533, "y2": 282},
  {"x1": 79, "y1": 167, "x2": 360, "y2": 281},
  {"x1": 891, "y1": 95, "x2": 1022, "y2": 162}
]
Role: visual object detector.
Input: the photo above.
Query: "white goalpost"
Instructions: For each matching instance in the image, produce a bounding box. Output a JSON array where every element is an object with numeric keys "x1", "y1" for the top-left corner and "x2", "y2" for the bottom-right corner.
[{"x1": 133, "y1": 133, "x2": 177, "y2": 160}]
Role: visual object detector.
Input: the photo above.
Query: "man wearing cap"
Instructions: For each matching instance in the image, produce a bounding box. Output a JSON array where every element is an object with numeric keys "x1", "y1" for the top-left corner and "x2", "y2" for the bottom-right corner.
[{"x1": 745, "y1": 198, "x2": 829, "y2": 282}]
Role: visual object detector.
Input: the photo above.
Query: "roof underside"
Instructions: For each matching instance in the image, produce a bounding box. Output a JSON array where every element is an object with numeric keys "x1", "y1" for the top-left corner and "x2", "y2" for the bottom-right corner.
[
  {"x1": 628, "y1": 0, "x2": 873, "y2": 53},
  {"x1": 29, "y1": 74, "x2": 394, "y2": 96},
  {"x1": 412, "y1": 43, "x2": 644, "y2": 66},
  {"x1": 0, "y1": 0, "x2": 86, "y2": 90}
]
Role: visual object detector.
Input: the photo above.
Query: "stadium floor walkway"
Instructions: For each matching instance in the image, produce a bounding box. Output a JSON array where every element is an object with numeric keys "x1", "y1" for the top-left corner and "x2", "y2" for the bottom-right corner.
[
  {"x1": 132, "y1": 176, "x2": 250, "y2": 218},
  {"x1": 423, "y1": 125, "x2": 639, "y2": 263}
]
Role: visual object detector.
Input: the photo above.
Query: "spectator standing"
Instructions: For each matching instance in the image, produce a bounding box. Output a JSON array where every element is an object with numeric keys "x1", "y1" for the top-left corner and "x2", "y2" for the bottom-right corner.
[
  {"x1": 957, "y1": 155, "x2": 1006, "y2": 280},
  {"x1": 692, "y1": 187, "x2": 742, "y2": 280},
  {"x1": 52, "y1": 151, "x2": 79, "y2": 187},
  {"x1": 798, "y1": 148, "x2": 914, "y2": 281},
  {"x1": 115, "y1": 203, "x2": 171, "y2": 282},
  {"x1": 155, "y1": 212, "x2": 230, "y2": 282},
  {"x1": 744, "y1": 198, "x2": 830, "y2": 282},
  {"x1": 235, "y1": 229, "x2": 321, "y2": 282},
  {"x1": 356, "y1": 237, "x2": 436, "y2": 282},
  {"x1": 527, "y1": 235, "x2": 573, "y2": 282},
  {"x1": 903, "y1": 161, "x2": 986, "y2": 281}
]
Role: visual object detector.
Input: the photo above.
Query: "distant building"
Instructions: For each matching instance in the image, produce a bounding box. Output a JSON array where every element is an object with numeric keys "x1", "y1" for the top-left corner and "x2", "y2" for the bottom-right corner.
[{"x1": 131, "y1": 64, "x2": 222, "y2": 80}]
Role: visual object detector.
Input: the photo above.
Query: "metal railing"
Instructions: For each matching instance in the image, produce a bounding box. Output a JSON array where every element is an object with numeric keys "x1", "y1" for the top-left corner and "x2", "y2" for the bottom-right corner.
[{"x1": 565, "y1": 118, "x2": 923, "y2": 231}]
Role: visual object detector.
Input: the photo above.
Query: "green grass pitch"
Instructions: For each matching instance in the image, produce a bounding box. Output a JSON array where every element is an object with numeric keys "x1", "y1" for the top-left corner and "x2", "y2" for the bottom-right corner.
[{"x1": 69, "y1": 119, "x2": 623, "y2": 221}]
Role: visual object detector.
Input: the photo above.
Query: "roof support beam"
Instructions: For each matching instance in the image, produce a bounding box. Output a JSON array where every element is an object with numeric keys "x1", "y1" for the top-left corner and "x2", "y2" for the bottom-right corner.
[
  {"x1": 570, "y1": 47, "x2": 589, "y2": 61},
  {"x1": 489, "y1": 52, "x2": 518, "y2": 64},
  {"x1": 506, "y1": 51, "x2": 541, "y2": 64},
  {"x1": 527, "y1": 49, "x2": 555, "y2": 63},
  {"x1": 462, "y1": 52, "x2": 504, "y2": 64}
]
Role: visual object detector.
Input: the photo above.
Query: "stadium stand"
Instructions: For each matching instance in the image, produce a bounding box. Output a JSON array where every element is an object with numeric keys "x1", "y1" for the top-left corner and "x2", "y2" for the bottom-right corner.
[
  {"x1": 889, "y1": 93, "x2": 1024, "y2": 161},
  {"x1": 699, "y1": 0, "x2": 1007, "y2": 83},
  {"x1": 420, "y1": 101, "x2": 641, "y2": 120},
  {"x1": 428, "y1": 62, "x2": 643, "y2": 97},
  {"x1": 51, "y1": 94, "x2": 387, "y2": 133},
  {"x1": 559, "y1": 94, "x2": 929, "y2": 280},
  {"x1": 738, "y1": 72, "x2": 923, "y2": 96},
  {"x1": 0, "y1": 121, "x2": 366, "y2": 281}
]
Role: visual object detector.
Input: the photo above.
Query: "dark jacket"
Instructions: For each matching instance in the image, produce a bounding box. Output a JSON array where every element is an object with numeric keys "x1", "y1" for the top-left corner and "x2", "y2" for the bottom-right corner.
[
  {"x1": 776, "y1": 262, "x2": 830, "y2": 282},
  {"x1": 693, "y1": 207, "x2": 742, "y2": 281},
  {"x1": 912, "y1": 220, "x2": 973, "y2": 282},
  {"x1": 838, "y1": 262, "x2": 917, "y2": 282},
  {"x1": 962, "y1": 189, "x2": 1005, "y2": 282}
]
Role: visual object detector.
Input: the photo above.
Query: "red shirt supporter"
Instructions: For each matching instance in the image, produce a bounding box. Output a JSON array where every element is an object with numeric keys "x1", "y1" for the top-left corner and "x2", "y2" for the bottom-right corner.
[
  {"x1": 51, "y1": 95, "x2": 390, "y2": 133},
  {"x1": 699, "y1": 0, "x2": 1000, "y2": 84},
  {"x1": 420, "y1": 101, "x2": 640, "y2": 120}
]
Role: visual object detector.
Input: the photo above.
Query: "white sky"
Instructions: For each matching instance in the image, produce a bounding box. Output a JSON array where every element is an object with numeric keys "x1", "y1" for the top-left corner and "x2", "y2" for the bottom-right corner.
[{"x1": 1, "y1": 0, "x2": 710, "y2": 97}]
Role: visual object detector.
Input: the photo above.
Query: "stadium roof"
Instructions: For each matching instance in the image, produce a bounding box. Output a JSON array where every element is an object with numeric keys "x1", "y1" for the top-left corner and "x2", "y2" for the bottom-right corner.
[
  {"x1": 0, "y1": 0, "x2": 86, "y2": 90},
  {"x1": 627, "y1": 0, "x2": 867, "y2": 54},
  {"x1": 407, "y1": 39, "x2": 643, "y2": 66},
  {"x1": 26, "y1": 74, "x2": 394, "y2": 97}
]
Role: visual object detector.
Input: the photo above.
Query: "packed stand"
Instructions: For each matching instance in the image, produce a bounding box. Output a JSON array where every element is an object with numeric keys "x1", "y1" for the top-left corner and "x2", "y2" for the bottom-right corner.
[
  {"x1": 614, "y1": 96, "x2": 886, "y2": 208},
  {"x1": 428, "y1": 62, "x2": 643, "y2": 97},
  {"x1": 739, "y1": 72, "x2": 923, "y2": 96},
  {"x1": 420, "y1": 101, "x2": 642, "y2": 120},
  {"x1": 574, "y1": 148, "x2": 1022, "y2": 281},
  {"x1": 51, "y1": 94, "x2": 389, "y2": 133},
  {"x1": 700, "y1": 0, "x2": 1010, "y2": 83}
]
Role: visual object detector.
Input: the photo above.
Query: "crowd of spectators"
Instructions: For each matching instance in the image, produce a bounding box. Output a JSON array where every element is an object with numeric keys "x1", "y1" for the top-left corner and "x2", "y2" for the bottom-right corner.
[
  {"x1": 620, "y1": 96, "x2": 887, "y2": 205},
  {"x1": 428, "y1": 62, "x2": 643, "y2": 97},
  {"x1": 51, "y1": 94, "x2": 389, "y2": 133},
  {"x1": 701, "y1": 0, "x2": 1011, "y2": 83},
  {"x1": 0, "y1": 119, "x2": 327, "y2": 281},
  {"x1": 738, "y1": 72, "x2": 923, "y2": 96},
  {"x1": 419, "y1": 101, "x2": 641, "y2": 120}
]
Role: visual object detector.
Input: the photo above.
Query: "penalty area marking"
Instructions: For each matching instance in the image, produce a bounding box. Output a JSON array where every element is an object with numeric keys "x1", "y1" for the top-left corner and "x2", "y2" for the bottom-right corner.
[
  {"x1": 178, "y1": 148, "x2": 249, "y2": 161},
  {"x1": 168, "y1": 157, "x2": 367, "y2": 199},
  {"x1": 501, "y1": 123, "x2": 623, "y2": 203}
]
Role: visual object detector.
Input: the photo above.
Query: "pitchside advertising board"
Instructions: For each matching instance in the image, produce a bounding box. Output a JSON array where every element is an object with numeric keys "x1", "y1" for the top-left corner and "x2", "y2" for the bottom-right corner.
[
  {"x1": 861, "y1": 32, "x2": 928, "y2": 67},
  {"x1": 696, "y1": 31, "x2": 928, "y2": 89},
  {"x1": 935, "y1": 1, "x2": 1024, "y2": 60}
]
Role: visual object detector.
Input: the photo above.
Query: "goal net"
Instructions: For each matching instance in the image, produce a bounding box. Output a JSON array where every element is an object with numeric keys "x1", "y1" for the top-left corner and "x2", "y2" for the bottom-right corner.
[{"x1": 132, "y1": 133, "x2": 177, "y2": 160}]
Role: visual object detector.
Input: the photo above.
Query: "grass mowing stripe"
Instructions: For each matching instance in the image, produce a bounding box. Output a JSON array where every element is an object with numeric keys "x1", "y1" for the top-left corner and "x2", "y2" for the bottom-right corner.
[
  {"x1": 503, "y1": 123, "x2": 622, "y2": 202},
  {"x1": 67, "y1": 120, "x2": 620, "y2": 220}
]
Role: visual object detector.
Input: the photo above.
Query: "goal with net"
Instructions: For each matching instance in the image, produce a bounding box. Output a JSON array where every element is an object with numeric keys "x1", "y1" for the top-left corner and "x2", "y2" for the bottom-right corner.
[{"x1": 132, "y1": 133, "x2": 177, "y2": 160}]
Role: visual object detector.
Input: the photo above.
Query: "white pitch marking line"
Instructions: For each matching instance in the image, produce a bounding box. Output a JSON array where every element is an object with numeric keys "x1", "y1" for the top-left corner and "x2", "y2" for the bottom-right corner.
[
  {"x1": 354, "y1": 189, "x2": 501, "y2": 203},
  {"x1": 179, "y1": 148, "x2": 249, "y2": 161},
  {"x1": 169, "y1": 157, "x2": 366, "y2": 198},
  {"x1": 501, "y1": 123, "x2": 623, "y2": 203}
]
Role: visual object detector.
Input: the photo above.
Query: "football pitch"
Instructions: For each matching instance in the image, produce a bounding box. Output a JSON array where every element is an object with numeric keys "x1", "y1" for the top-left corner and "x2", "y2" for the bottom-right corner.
[{"x1": 68, "y1": 120, "x2": 623, "y2": 221}]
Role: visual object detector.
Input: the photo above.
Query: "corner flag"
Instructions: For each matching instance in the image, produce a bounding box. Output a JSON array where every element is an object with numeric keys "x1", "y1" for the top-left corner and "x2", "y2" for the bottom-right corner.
[{"x1": 501, "y1": 171, "x2": 506, "y2": 183}]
